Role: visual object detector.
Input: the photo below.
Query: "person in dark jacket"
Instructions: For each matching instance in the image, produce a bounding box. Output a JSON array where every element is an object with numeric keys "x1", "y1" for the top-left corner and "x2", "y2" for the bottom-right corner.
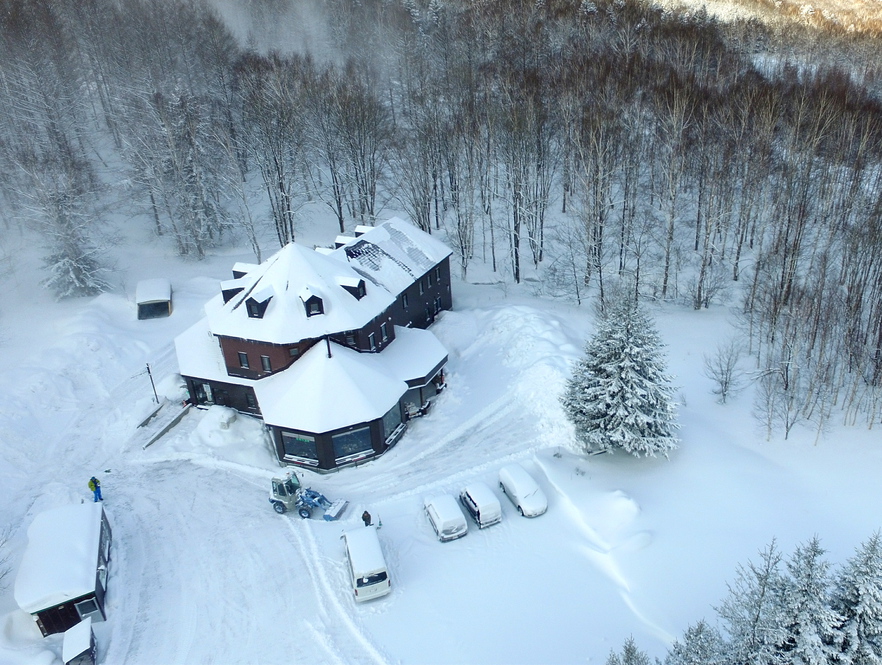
[
  {"x1": 362, "y1": 510, "x2": 371, "y2": 527},
  {"x1": 88, "y1": 476, "x2": 102, "y2": 502}
]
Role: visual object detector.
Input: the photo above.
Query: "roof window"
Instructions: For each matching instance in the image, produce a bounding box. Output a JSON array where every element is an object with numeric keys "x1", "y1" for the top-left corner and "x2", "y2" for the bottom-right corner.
[{"x1": 304, "y1": 295, "x2": 324, "y2": 317}]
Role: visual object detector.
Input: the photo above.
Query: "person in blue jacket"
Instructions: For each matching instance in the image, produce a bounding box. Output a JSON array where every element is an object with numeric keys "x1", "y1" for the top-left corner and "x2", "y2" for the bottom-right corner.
[{"x1": 88, "y1": 476, "x2": 103, "y2": 502}]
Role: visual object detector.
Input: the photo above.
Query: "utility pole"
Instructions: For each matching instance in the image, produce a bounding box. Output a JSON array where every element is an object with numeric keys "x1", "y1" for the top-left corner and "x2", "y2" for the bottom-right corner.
[{"x1": 146, "y1": 363, "x2": 159, "y2": 403}]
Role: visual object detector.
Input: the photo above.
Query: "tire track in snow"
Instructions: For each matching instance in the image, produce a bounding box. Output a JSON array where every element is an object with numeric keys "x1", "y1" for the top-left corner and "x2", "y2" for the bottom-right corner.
[
  {"x1": 285, "y1": 519, "x2": 390, "y2": 665},
  {"x1": 344, "y1": 393, "x2": 520, "y2": 497},
  {"x1": 535, "y1": 457, "x2": 675, "y2": 645}
]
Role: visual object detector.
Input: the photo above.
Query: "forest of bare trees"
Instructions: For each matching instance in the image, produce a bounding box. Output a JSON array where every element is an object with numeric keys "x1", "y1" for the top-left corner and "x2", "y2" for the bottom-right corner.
[{"x1": 1, "y1": 0, "x2": 881, "y2": 434}]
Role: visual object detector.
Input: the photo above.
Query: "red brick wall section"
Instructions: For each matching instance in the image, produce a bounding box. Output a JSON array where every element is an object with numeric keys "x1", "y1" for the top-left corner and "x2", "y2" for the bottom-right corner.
[{"x1": 218, "y1": 336, "x2": 316, "y2": 379}]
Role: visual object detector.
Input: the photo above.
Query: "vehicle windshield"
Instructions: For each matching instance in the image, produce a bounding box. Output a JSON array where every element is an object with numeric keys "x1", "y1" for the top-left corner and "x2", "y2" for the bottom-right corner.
[{"x1": 357, "y1": 571, "x2": 388, "y2": 587}]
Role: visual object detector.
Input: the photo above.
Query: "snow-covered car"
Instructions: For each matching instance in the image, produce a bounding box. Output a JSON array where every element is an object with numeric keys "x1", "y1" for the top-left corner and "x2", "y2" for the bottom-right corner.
[
  {"x1": 459, "y1": 482, "x2": 502, "y2": 529},
  {"x1": 424, "y1": 494, "x2": 468, "y2": 542},
  {"x1": 498, "y1": 464, "x2": 548, "y2": 517}
]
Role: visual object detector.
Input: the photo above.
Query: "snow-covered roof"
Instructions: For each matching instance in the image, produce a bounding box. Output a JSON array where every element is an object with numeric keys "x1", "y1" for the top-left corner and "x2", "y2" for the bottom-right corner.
[
  {"x1": 14, "y1": 503, "x2": 105, "y2": 614},
  {"x1": 380, "y1": 326, "x2": 447, "y2": 386},
  {"x1": 205, "y1": 243, "x2": 395, "y2": 345},
  {"x1": 256, "y1": 342, "x2": 407, "y2": 434},
  {"x1": 135, "y1": 278, "x2": 171, "y2": 305},
  {"x1": 175, "y1": 318, "x2": 252, "y2": 385},
  {"x1": 342, "y1": 526, "x2": 386, "y2": 573},
  {"x1": 62, "y1": 618, "x2": 93, "y2": 662},
  {"x1": 332, "y1": 218, "x2": 452, "y2": 296},
  {"x1": 232, "y1": 261, "x2": 259, "y2": 276}
]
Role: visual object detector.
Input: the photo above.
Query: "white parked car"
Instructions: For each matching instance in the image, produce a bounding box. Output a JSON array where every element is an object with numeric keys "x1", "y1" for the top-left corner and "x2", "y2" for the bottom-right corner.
[
  {"x1": 424, "y1": 495, "x2": 468, "y2": 542},
  {"x1": 341, "y1": 526, "x2": 391, "y2": 602},
  {"x1": 498, "y1": 464, "x2": 548, "y2": 517},
  {"x1": 459, "y1": 482, "x2": 502, "y2": 528}
]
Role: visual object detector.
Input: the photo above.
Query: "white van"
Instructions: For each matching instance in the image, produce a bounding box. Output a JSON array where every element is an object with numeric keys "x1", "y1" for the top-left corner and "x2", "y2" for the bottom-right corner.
[
  {"x1": 342, "y1": 526, "x2": 391, "y2": 602},
  {"x1": 424, "y1": 495, "x2": 468, "y2": 542},
  {"x1": 498, "y1": 463, "x2": 548, "y2": 517},
  {"x1": 459, "y1": 482, "x2": 502, "y2": 528}
]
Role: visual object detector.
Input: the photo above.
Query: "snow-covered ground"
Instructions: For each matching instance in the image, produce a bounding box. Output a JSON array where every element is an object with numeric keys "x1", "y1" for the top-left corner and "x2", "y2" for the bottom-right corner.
[{"x1": 1, "y1": 215, "x2": 880, "y2": 665}]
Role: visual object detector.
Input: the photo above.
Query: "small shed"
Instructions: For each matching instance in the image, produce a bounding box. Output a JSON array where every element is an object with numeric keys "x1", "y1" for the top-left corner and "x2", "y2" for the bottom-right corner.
[
  {"x1": 62, "y1": 618, "x2": 96, "y2": 665},
  {"x1": 136, "y1": 278, "x2": 173, "y2": 319},
  {"x1": 14, "y1": 503, "x2": 112, "y2": 637}
]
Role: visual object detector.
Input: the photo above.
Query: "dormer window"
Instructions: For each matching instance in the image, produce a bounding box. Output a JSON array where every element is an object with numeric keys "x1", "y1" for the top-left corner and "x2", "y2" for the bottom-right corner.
[
  {"x1": 221, "y1": 278, "x2": 245, "y2": 304},
  {"x1": 246, "y1": 297, "x2": 270, "y2": 318},
  {"x1": 246, "y1": 284, "x2": 274, "y2": 319},
  {"x1": 338, "y1": 276, "x2": 366, "y2": 301},
  {"x1": 304, "y1": 295, "x2": 324, "y2": 317}
]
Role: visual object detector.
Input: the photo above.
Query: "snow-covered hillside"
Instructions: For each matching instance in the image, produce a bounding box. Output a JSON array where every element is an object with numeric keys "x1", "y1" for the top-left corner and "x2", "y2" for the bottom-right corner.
[{"x1": 1, "y1": 218, "x2": 881, "y2": 665}]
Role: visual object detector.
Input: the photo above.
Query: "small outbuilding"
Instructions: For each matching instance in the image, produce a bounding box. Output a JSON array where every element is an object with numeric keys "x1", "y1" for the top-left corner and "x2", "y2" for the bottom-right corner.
[
  {"x1": 14, "y1": 503, "x2": 112, "y2": 637},
  {"x1": 136, "y1": 278, "x2": 173, "y2": 319},
  {"x1": 62, "y1": 618, "x2": 97, "y2": 665}
]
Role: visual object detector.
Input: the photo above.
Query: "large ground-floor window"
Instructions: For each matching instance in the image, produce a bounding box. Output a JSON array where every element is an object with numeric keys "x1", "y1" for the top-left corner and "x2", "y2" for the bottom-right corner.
[
  {"x1": 382, "y1": 403, "x2": 403, "y2": 442},
  {"x1": 331, "y1": 427, "x2": 373, "y2": 461},
  {"x1": 281, "y1": 432, "x2": 318, "y2": 461}
]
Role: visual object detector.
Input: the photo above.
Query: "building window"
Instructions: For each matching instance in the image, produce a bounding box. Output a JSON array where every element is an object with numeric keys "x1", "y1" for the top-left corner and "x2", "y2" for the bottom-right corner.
[
  {"x1": 331, "y1": 427, "x2": 373, "y2": 460},
  {"x1": 435, "y1": 266, "x2": 441, "y2": 281},
  {"x1": 246, "y1": 391, "x2": 257, "y2": 409},
  {"x1": 238, "y1": 352, "x2": 249, "y2": 369},
  {"x1": 382, "y1": 404, "x2": 403, "y2": 441},
  {"x1": 368, "y1": 332, "x2": 376, "y2": 350},
  {"x1": 434, "y1": 297, "x2": 442, "y2": 314},
  {"x1": 246, "y1": 296, "x2": 271, "y2": 318},
  {"x1": 289, "y1": 347, "x2": 300, "y2": 358},
  {"x1": 380, "y1": 322, "x2": 388, "y2": 342},
  {"x1": 261, "y1": 355, "x2": 272, "y2": 372},
  {"x1": 345, "y1": 332, "x2": 356, "y2": 347},
  {"x1": 419, "y1": 280, "x2": 424, "y2": 295},
  {"x1": 304, "y1": 296, "x2": 324, "y2": 317},
  {"x1": 402, "y1": 293, "x2": 409, "y2": 310},
  {"x1": 281, "y1": 432, "x2": 318, "y2": 461},
  {"x1": 75, "y1": 598, "x2": 100, "y2": 621}
]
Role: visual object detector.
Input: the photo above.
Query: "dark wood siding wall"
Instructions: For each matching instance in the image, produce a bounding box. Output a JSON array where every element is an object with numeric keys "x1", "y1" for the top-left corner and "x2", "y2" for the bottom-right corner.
[
  {"x1": 329, "y1": 313, "x2": 396, "y2": 353},
  {"x1": 219, "y1": 336, "x2": 317, "y2": 379},
  {"x1": 36, "y1": 598, "x2": 87, "y2": 636},
  {"x1": 184, "y1": 376, "x2": 261, "y2": 415},
  {"x1": 388, "y1": 257, "x2": 453, "y2": 329},
  {"x1": 270, "y1": 402, "x2": 406, "y2": 472}
]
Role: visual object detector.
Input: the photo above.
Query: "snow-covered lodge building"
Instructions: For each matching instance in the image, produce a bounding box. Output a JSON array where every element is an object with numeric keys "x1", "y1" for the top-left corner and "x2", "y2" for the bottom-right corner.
[{"x1": 175, "y1": 218, "x2": 452, "y2": 471}]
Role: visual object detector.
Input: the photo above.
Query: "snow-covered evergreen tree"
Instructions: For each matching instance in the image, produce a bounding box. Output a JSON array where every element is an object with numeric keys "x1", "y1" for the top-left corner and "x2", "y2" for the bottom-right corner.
[
  {"x1": 777, "y1": 537, "x2": 843, "y2": 664},
  {"x1": 665, "y1": 620, "x2": 725, "y2": 665},
  {"x1": 561, "y1": 299, "x2": 679, "y2": 457},
  {"x1": 831, "y1": 532, "x2": 882, "y2": 664},
  {"x1": 39, "y1": 185, "x2": 111, "y2": 299},
  {"x1": 717, "y1": 540, "x2": 788, "y2": 665},
  {"x1": 606, "y1": 636, "x2": 651, "y2": 665}
]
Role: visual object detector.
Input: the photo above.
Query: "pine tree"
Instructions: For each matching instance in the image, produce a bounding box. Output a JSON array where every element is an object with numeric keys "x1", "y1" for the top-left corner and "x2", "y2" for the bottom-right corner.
[
  {"x1": 831, "y1": 532, "x2": 882, "y2": 664},
  {"x1": 606, "y1": 636, "x2": 651, "y2": 665},
  {"x1": 717, "y1": 540, "x2": 787, "y2": 665},
  {"x1": 561, "y1": 299, "x2": 679, "y2": 457},
  {"x1": 39, "y1": 185, "x2": 111, "y2": 299},
  {"x1": 777, "y1": 537, "x2": 843, "y2": 664},
  {"x1": 665, "y1": 620, "x2": 725, "y2": 665}
]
